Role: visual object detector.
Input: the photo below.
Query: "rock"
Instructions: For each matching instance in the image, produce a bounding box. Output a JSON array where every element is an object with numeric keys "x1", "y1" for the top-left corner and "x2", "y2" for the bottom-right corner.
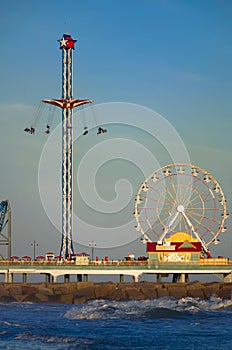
[
  {"x1": 73, "y1": 286, "x2": 95, "y2": 302},
  {"x1": 59, "y1": 294, "x2": 73, "y2": 304},
  {"x1": 0, "y1": 295, "x2": 16, "y2": 303},
  {"x1": 14, "y1": 295, "x2": 28, "y2": 302},
  {"x1": 216, "y1": 284, "x2": 232, "y2": 299},
  {"x1": 76, "y1": 282, "x2": 94, "y2": 290},
  {"x1": 53, "y1": 285, "x2": 70, "y2": 295},
  {"x1": 0, "y1": 285, "x2": 9, "y2": 297},
  {"x1": 9, "y1": 286, "x2": 23, "y2": 296},
  {"x1": 186, "y1": 282, "x2": 205, "y2": 299},
  {"x1": 156, "y1": 286, "x2": 169, "y2": 298},
  {"x1": 23, "y1": 294, "x2": 41, "y2": 303},
  {"x1": 34, "y1": 293, "x2": 50, "y2": 302},
  {"x1": 22, "y1": 286, "x2": 37, "y2": 295},
  {"x1": 201, "y1": 282, "x2": 221, "y2": 299},
  {"x1": 140, "y1": 284, "x2": 158, "y2": 299},
  {"x1": 125, "y1": 287, "x2": 145, "y2": 300},
  {"x1": 108, "y1": 286, "x2": 128, "y2": 301},
  {"x1": 67, "y1": 282, "x2": 78, "y2": 292},
  {"x1": 94, "y1": 283, "x2": 116, "y2": 299},
  {"x1": 47, "y1": 295, "x2": 62, "y2": 303},
  {"x1": 73, "y1": 296, "x2": 87, "y2": 304},
  {"x1": 46, "y1": 294, "x2": 60, "y2": 304},
  {"x1": 167, "y1": 285, "x2": 187, "y2": 298},
  {"x1": 0, "y1": 281, "x2": 232, "y2": 303},
  {"x1": 38, "y1": 287, "x2": 54, "y2": 296}
]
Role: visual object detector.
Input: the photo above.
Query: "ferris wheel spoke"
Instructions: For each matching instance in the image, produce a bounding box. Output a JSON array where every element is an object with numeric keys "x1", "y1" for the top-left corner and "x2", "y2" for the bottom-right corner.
[
  {"x1": 187, "y1": 207, "x2": 222, "y2": 211},
  {"x1": 201, "y1": 191, "x2": 215, "y2": 203},
  {"x1": 181, "y1": 176, "x2": 202, "y2": 204},
  {"x1": 195, "y1": 174, "x2": 209, "y2": 188},
  {"x1": 178, "y1": 173, "x2": 183, "y2": 202},
  {"x1": 175, "y1": 215, "x2": 189, "y2": 233},
  {"x1": 142, "y1": 195, "x2": 159, "y2": 203},
  {"x1": 187, "y1": 210, "x2": 220, "y2": 224},
  {"x1": 189, "y1": 178, "x2": 213, "y2": 205},
  {"x1": 160, "y1": 189, "x2": 176, "y2": 204},
  {"x1": 181, "y1": 174, "x2": 198, "y2": 203},
  {"x1": 187, "y1": 191, "x2": 206, "y2": 208},
  {"x1": 175, "y1": 214, "x2": 186, "y2": 232},
  {"x1": 168, "y1": 175, "x2": 177, "y2": 197},
  {"x1": 152, "y1": 220, "x2": 163, "y2": 231},
  {"x1": 150, "y1": 222, "x2": 165, "y2": 237},
  {"x1": 183, "y1": 215, "x2": 190, "y2": 232},
  {"x1": 143, "y1": 186, "x2": 171, "y2": 204},
  {"x1": 188, "y1": 214, "x2": 215, "y2": 237},
  {"x1": 181, "y1": 175, "x2": 202, "y2": 206},
  {"x1": 148, "y1": 180, "x2": 167, "y2": 197},
  {"x1": 187, "y1": 208, "x2": 219, "y2": 219},
  {"x1": 180, "y1": 183, "x2": 192, "y2": 205},
  {"x1": 189, "y1": 189, "x2": 205, "y2": 204},
  {"x1": 178, "y1": 216, "x2": 182, "y2": 232},
  {"x1": 146, "y1": 183, "x2": 162, "y2": 195},
  {"x1": 165, "y1": 185, "x2": 176, "y2": 202},
  {"x1": 156, "y1": 176, "x2": 176, "y2": 202}
]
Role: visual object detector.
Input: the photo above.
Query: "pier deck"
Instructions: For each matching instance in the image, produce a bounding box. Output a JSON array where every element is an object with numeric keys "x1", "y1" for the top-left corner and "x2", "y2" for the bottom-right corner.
[{"x1": 0, "y1": 260, "x2": 232, "y2": 283}]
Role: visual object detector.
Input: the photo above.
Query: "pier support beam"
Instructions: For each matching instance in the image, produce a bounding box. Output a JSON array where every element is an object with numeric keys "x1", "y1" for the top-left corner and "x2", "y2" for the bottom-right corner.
[
  {"x1": 53, "y1": 275, "x2": 58, "y2": 283},
  {"x1": 77, "y1": 274, "x2": 82, "y2": 282},
  {"x1": 45, "y1": 274, "x2": 51, "y2": 283},
  {"x1": 84, "y1": 274, "x2": 88, "y2": 282},
  {"x1": 64, "y1": 274, "x2": 70, "y2": 283},
  {"x1": 23, "y1": 273, "x2": 27, "y2": 283},
  {"x1": 157, "y1": 274, "x2": 162, "y2": 283},
  {"x1": 4, "y1": 272, "x2": 8, "y2": 283},
  {"x1": 133, "y1": 275, "x2": 139, "y2": 282},
  {"x1": 119, "y1": 274, "x2": 124, "y2": 283},
  {"x1": 6, "y1": 272, "x2": 13, "y2": 283},
  {"x1": 172, "y1": 273, "x2": 189, "y2": 283}
]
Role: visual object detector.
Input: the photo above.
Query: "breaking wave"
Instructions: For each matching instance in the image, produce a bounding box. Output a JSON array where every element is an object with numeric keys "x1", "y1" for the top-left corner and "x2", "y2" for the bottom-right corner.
[{"x1": 64, "y1": 296, "x2": 232, "y2": 320}]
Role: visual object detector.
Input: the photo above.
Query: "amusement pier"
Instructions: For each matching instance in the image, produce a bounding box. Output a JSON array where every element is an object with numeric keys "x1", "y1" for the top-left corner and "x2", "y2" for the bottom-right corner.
[
  {"x1": 0, "y1": 256, "x2": 232, "y2": 284},
  {"x1": 1, "y1": 34, "x2": 232, "y2": 285}
]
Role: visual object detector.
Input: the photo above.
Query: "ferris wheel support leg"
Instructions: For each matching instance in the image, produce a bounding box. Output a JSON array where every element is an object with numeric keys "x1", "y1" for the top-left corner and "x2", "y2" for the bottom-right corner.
[
  {"x1": 158, "y1": 211, "x2": 179, "y2": 243},
  {"x1": 182, "y1": 211, "x2": 212, "y2": 258}
]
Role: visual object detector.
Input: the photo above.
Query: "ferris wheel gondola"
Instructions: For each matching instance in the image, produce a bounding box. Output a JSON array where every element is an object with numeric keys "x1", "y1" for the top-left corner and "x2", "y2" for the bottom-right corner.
[{"x1": 134, "y1": 164, "x2": 228, "y2": 257}]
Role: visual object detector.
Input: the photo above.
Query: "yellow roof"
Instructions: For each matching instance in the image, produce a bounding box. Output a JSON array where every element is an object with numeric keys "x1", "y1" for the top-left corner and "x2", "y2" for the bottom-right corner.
[{"x1": 165, "y1": 232, "x2": 198, "y2": 242}]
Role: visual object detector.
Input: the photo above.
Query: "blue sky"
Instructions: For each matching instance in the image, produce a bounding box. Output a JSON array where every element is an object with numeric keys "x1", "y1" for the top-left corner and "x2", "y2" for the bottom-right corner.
[{"x1": 0, "y1": 0, "x2": 232, "y2": 261}]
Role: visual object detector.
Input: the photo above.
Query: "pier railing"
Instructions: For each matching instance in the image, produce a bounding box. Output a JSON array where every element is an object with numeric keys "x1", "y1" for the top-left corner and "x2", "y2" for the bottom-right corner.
[{"x1": 0, "y1": 258, "x2": 231, "y2": 267}]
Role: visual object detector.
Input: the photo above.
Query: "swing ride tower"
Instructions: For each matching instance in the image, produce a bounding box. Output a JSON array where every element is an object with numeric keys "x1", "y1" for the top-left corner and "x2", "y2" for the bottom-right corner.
[{"x1": 42, "y1": 34, "x2": 92, "y2": 258}]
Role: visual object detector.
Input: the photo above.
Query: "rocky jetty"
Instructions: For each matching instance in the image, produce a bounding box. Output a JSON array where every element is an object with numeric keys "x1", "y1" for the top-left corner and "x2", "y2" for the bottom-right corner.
[{"x1": 0, "y1": 281, "x2": 232, "y2": 303}]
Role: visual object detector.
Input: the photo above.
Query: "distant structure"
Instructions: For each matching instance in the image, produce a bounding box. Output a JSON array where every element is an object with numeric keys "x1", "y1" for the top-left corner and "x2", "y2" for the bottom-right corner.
[
  {"x1": 42, "y1": 34, "x2": 92, "y2": 258},
  {"x1": 0, "y1": 200, "x2": 11, "y2": 259}
]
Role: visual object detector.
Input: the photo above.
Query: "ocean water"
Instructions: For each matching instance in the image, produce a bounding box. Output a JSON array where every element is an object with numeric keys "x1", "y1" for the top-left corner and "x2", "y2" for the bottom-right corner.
[{"x1": 0, "y1": 297, "x2": 232, "y2": 349}]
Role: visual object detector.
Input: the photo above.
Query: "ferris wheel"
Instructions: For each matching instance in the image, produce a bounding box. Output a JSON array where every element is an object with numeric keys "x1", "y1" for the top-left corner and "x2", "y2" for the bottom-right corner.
[{"x1": 134, "y1": 164, "x2": 228, "y2": 255}]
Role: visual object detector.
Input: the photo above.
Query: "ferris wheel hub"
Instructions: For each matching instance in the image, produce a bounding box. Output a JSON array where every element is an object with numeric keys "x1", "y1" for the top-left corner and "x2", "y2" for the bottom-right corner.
[{"x1": 177, "y1": 204, "x2": 185, "y2": 213}]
